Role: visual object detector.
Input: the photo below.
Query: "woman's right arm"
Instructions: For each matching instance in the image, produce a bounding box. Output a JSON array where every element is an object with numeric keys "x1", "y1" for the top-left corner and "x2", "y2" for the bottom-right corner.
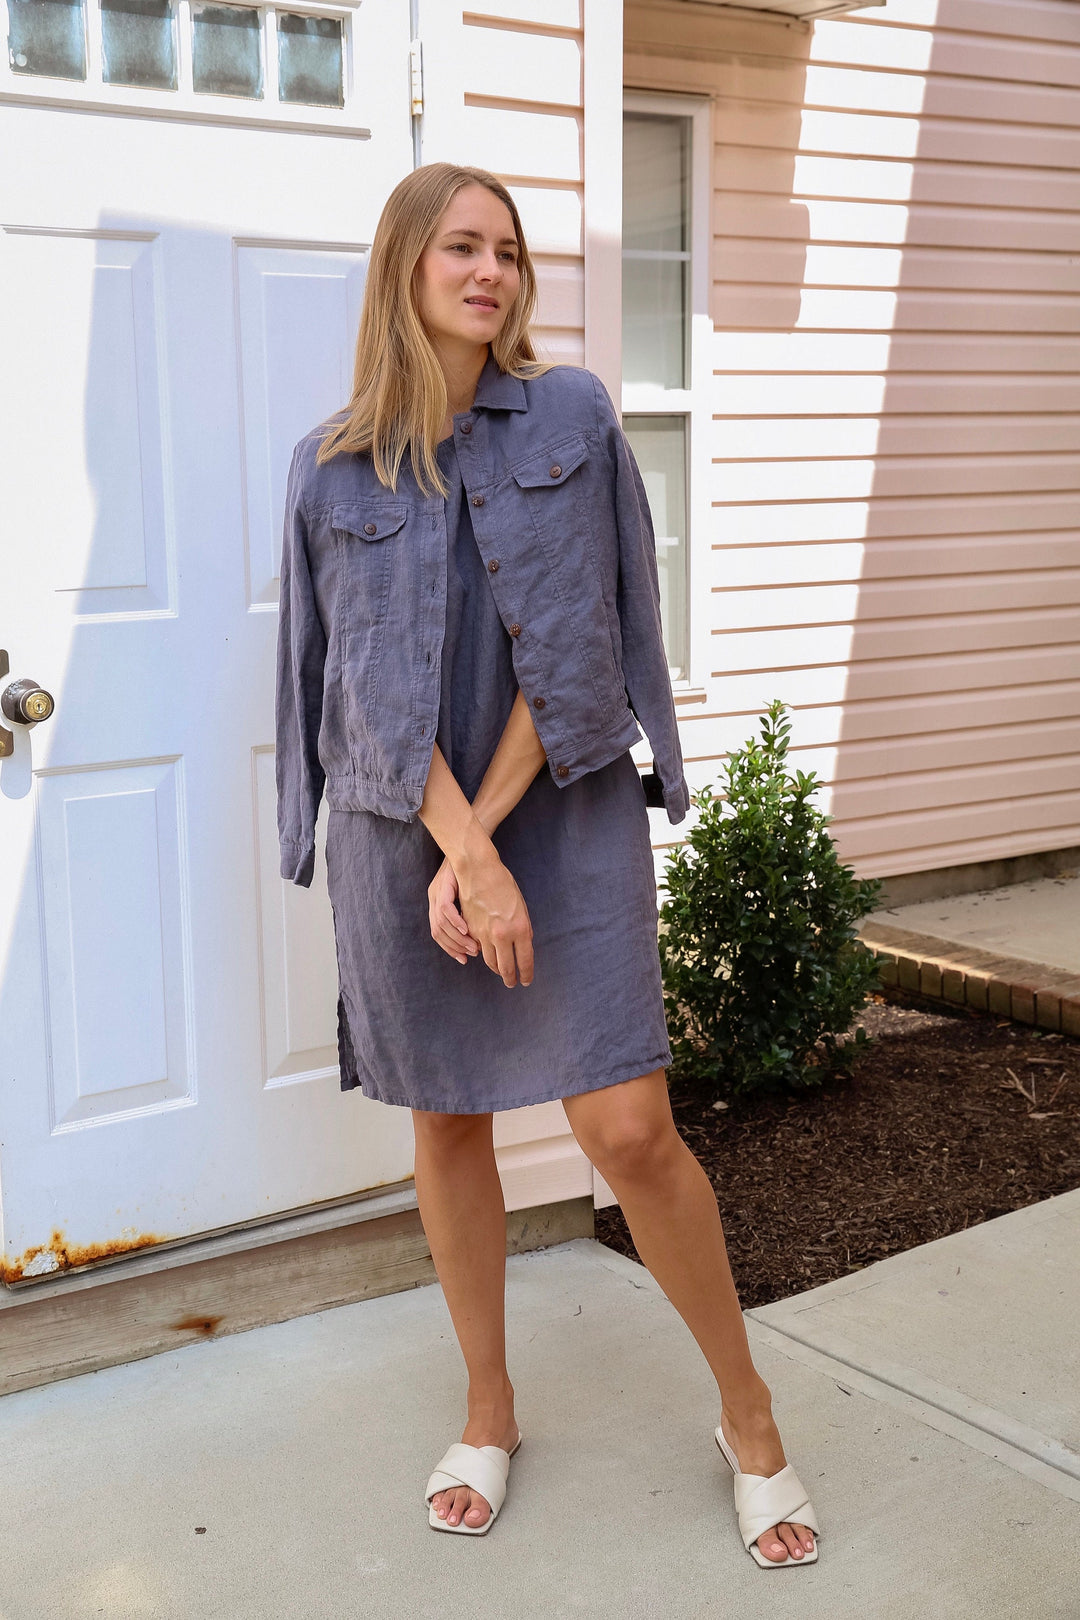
[{"x1": 418, "y1": 742, "x2": 534, "y2": 988}]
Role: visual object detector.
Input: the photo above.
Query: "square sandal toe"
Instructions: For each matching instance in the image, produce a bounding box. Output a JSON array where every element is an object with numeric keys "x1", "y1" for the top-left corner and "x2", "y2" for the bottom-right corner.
[
  {"x1": 425, "y1": 1434, "x2": 522, "y2": 1536},
  {"x1": 714, "y1": 1417, "x2": 820, "y2": 1569}
]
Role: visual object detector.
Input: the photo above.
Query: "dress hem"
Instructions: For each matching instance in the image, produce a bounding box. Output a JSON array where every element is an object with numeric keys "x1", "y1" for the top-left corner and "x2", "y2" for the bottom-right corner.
[{"x1": 341, "y1": 1048, "x2": 674, "y2": 1113}]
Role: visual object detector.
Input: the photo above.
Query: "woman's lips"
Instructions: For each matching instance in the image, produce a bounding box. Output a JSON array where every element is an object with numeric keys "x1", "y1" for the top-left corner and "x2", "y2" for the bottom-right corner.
[{"x1": 465, "y1": 297, "x2": 499, "y2": 309}]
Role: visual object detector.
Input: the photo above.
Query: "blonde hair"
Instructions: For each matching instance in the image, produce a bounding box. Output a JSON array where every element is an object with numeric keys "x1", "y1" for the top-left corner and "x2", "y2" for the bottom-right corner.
[{"x1": 315, "y1": 163, "x2": 554, "y2": 495}]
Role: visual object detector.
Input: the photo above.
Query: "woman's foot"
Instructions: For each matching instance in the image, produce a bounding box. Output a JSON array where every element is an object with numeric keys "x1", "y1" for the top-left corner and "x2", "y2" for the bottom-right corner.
[
  {"x1": 719, "y1": 1399, "x2": 817, "y2": 1564},
  {"x1": 430, "y1": 1402, "x2": 520, "y2": 1530}
]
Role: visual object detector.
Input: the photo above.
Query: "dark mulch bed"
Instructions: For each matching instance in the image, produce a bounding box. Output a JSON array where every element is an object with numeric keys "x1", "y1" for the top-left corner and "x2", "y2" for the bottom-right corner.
[{"x1": 594, "y1": 990, "x2": 1080, "y2": 1310}]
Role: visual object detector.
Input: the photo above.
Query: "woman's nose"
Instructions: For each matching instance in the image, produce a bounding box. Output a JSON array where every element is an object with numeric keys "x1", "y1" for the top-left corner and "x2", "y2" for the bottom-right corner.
[{"x1": 473, "y1": 252, "x2": 502, "y2": 283}]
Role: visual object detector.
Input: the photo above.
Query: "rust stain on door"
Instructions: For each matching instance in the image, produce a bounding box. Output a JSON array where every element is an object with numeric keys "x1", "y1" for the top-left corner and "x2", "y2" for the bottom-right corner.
[{"x1": 1, "y1": 1228, "x2": 172, "y2": 1284}]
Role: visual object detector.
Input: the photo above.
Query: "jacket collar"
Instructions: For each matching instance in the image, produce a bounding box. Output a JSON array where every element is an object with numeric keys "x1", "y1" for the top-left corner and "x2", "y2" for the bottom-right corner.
[{"x1": 471, "y1": 350, "x2": 528, "y2": 413}]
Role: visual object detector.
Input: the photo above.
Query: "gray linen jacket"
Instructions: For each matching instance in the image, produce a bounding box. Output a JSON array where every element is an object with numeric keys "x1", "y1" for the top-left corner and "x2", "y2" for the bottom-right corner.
[{"x1": 276, "y1": 356, "x2": 691, "y2": 887}]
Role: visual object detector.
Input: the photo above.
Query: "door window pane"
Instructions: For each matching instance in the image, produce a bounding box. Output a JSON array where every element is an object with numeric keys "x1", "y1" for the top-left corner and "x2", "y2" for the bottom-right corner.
[
  {"x1": 191, "y1": 2, "x2": 262, "y2": 98},
  {"x1": 622, "y1": 415, "x2": 688, "y2": 681},
  {"x1": 623, "y1": 113, "x2": 690, "y2": 389},
  {"x1": 8, "y1": 0, "x2": 86, "y2": 79},
  {"x1": 102, "y1": 0, "x2": 176, "y2": 89},
  {"x1": 277, "y1": 12, "x2": 342, "y2": 108}
]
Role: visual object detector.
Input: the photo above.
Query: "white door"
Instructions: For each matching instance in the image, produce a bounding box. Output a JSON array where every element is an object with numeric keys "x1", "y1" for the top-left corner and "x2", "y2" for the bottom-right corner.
[{"x1": 0, "y1": 0, "x2": 418, "y2": 1281}]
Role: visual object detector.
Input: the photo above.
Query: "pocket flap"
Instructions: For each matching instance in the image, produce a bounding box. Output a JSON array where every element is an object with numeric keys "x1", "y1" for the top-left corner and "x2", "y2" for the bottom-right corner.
[
  {"x1": 331, "y1": 503, "x2": 408, "y2": 542},
  {"x1": 510, "y1": 435, "x2": 589, "y2": 490}
]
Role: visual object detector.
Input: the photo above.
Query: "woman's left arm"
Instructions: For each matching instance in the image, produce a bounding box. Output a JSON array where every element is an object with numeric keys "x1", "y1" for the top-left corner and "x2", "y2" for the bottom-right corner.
[
  {"x1": 428, "y1": 688, "x2": 547, "y2": 957},
  {"x1": 470, "y1": 687, "x2": 548, "y2": 837}
]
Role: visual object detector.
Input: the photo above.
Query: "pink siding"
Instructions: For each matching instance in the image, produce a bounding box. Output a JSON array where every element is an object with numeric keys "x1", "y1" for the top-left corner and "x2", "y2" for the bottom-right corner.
[{"x1": 625, "y1": 0, "x2": 1080, "y2": 878}]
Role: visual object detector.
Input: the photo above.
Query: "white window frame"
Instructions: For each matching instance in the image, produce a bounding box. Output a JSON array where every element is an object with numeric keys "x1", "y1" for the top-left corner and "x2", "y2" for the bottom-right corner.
[
  {"x1": 622, "y1": 88, "x2": 711, "y2": 698},
  {"x1": 0, "y1": 0, "x2": 370, "y2": 135}
]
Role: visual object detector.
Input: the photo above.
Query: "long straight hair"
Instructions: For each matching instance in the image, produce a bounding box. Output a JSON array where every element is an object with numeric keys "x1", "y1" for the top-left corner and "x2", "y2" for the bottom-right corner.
[{"x1": 315, "y1": 163, "x2": 554, "y2": 495}]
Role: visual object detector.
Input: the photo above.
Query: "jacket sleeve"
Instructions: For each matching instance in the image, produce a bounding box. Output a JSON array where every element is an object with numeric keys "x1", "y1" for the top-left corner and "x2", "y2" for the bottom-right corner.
[
  {"x1": 276, "y1": 441, "x2": 327, "y2": 887},
  {"x1": 592, "y1": 371, "x2": 691, "y2": 826}
]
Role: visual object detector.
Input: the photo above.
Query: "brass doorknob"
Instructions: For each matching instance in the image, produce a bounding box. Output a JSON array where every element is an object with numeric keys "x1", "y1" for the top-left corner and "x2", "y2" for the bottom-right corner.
[{"x1": 2, "y1": 678, "x2": 55, "y2": 725}]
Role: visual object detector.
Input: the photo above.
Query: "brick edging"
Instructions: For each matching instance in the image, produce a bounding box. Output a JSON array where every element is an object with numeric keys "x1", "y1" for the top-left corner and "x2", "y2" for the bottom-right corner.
[{"x1": 858, "y1": 921, "x2": 1080, "y2": 1037}]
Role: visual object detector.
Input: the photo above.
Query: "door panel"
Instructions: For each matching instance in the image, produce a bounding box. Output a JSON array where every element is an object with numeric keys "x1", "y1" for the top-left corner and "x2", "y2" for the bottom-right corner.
[
  {"x1": 0, "y1": 0, "x2": 418, "y2": 1284},
  {"x1": 237, "y1": 243, "x2": 368, "y2": 607}
]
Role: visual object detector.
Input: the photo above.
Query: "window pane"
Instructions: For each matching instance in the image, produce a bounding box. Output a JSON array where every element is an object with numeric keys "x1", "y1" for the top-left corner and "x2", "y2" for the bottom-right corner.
[
  {"x1": 622, "y1": 112, "x2": 690, "y2": 388},
  {"x1": 623, "y1": 114, "x2": 687, "y2": 253},
  {"x1": 191, "y1": 3, "x2": 262, "y2": 98},
  {"x1": 102, "y1": 0, "x2": 176, "y2": 89},
  {"x1": 623, "y1": 255, "x2": 686, "y2": 390},
  {"x1": 8, "y1": 0, "x2": 86, "y2": 80},
  {"x1": 277, "y1": 12, "x2": 342, "y2": 108},
  {"x1": 622, "y1": 415, "x2": 688, "y2": 681}
]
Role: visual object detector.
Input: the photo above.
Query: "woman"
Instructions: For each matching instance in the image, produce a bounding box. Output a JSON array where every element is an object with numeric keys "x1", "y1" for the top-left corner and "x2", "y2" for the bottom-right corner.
[{"x1": 276, "y1": 163, "x2": 819, "y2": 1567}]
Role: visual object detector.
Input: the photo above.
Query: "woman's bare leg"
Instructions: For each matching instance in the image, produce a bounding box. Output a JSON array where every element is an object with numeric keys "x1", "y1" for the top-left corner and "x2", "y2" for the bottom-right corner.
[
  {"x1": 562, "y1": 1070, "x2": 817, "y2": 1564},
  {"x1": 412, "y1": 1108, "x2": 520, "y2": 1529}
]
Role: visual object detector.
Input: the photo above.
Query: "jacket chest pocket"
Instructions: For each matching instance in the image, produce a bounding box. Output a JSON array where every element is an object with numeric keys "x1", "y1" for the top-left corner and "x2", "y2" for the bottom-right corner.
[
  {"x1": 332, "y1": 501, "x2": 408, "y2": 735},
  {"x1": 510, "y1": 434, "x2": 590, "y2": 505},
  {"x1": 510, "y1": 433, "x2": 602, "y2": 584},
  {"x1": 510, "y1": 434, "x2": 622, "y2": 721}
]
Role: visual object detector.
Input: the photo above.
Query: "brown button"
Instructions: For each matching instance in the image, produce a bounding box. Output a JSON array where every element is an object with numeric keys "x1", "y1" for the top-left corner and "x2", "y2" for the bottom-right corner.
[
  {"x1": 533, "y1": 696, "x2": 546, "y2": 709},
  {"x1": 472, "y1": 494, "x2": 484, "y2": 507},
  {"x1": 508, "y1": 623, "x2": 522, "y2": 637},
  {"x1": 549, "y1": 465, "x2": 561, "y2": 479},
  {"x1": 556, "y1": 765, "x2": 569, "y2": 778},
  {"x1": 363, "y1": 522, "x2": 377, "y2": 535},
  {"x1": 487, "y1": 558, "x2": 499, "y2": 573},
  {"x1": 459, "y1": 420, "x2": 472, "y2": 434}
]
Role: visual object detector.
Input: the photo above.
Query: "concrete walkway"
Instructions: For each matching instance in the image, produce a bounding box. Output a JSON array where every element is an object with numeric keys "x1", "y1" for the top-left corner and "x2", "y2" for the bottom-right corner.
[
  {"x1": 2, "y1": 1190, "x2": 1078, "y2": 1620},
  {"x1": 861, "y1": 869, "x2": 1080, "y2": 1035},
  {"x1": 877, "y1": 868, "x2": 1080, "y2": 978}
]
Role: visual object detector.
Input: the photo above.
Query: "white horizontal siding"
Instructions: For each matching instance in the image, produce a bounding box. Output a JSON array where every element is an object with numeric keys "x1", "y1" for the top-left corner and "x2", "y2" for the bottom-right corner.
[
  {"x1": 427, "y1": 9, "x2": 586, "y2": 363},
  {"x1": 626, "y1": 0, "x2": 1080, "y2": 877}
]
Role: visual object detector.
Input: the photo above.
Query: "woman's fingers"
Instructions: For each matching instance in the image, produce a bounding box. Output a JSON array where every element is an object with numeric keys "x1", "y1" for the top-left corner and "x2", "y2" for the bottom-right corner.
[
  {"x1": 434, "y1": 924, "x2": 470, "y2": 963},
  {"x1": 428, "y1": 860, "x2": 480, "y2": 962},
  {"x1": 430, "y1": 902, "x2": 478, "y2": 962},
  {"x1": 455, "y1": 856, "x2": 534, "y2": 987},
  {"x1": 514, "y1": 932, "x2": 534, "y2": 987}
]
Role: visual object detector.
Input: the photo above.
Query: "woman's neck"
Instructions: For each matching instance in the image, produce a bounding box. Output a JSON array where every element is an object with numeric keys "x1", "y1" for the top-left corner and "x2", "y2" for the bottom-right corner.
[{"x1": 434, "y1": 340, "x2": 490, "y2": 417}]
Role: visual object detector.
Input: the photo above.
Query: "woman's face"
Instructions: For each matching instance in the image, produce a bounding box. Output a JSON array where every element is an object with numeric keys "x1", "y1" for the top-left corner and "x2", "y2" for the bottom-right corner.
[{"x1": 416, "y1": 183, "x2": 521, "y2": 355}]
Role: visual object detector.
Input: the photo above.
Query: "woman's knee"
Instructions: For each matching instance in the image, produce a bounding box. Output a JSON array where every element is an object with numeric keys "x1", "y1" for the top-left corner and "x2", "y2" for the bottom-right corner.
[
  {"x1": 563, "y1": 1077, "x2": 681, "y2": 1181},
  {"x1": 411, "y1": 1107, "x2": 493, "y2": 1151}
]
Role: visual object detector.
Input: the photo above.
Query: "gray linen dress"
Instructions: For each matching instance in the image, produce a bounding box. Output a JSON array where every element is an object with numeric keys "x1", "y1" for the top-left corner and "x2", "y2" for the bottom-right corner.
[{"x1": 325, "y1": 432, "x2": 672, "y2": 1113}]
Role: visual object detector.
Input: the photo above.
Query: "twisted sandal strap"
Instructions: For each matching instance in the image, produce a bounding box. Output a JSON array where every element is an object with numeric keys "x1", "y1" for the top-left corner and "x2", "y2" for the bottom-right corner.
[
  {"x1": 733, "y1": 1463, "x2": 820, "y2": 1550},
  {"x1": 424, "y1": 1443, "x2": 510, "y2": 1516}
]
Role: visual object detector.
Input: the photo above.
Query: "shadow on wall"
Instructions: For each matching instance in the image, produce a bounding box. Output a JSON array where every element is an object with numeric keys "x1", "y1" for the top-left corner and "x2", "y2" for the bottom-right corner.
[{"x1": 829, "y1": 0, "x2": 1080, "y2": 880}]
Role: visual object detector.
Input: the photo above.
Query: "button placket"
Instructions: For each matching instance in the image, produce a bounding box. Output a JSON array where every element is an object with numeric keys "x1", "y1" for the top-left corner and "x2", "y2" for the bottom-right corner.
[{"x1": 420, "y1": 506, "x2": 446, "y2": 741}]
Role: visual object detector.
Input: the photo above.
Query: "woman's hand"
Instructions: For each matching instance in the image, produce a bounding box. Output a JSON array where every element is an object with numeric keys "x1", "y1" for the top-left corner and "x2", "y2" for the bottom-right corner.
[
  {"x1": 433, "y1": 849, "x2": 534, "y2": 988},
  {"x1": 428, "y1": 857, "x2": 480, "y2": 967}
]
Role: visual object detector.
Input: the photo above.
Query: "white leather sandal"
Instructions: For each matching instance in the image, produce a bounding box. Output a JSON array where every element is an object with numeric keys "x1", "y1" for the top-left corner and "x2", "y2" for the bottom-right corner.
[
  {"x1": 425, "y1": 1433, "x2": 523, "y2": 1535},
  {"x1": 714, "y1": 1412, "x2": 820, "y2": 1568}
]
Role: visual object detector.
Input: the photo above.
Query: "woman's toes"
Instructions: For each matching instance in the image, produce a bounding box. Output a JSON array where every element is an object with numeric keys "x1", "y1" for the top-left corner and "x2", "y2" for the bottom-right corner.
[
  {"x1": 444, "y1": 1487, "x2": 491, "y2": 1527},
  {"x1": 793, "y1": 1521, "x2": 816, "y2": 1553},
  {"x1": 757, "y1": 1533, "x2": 790, "y2": 1562}
]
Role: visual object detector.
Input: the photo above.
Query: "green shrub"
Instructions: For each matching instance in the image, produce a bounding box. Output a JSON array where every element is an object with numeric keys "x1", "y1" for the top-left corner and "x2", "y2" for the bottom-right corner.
[{"x1": 658, "y1": 699, "x2": 883, "y2": 1097}]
